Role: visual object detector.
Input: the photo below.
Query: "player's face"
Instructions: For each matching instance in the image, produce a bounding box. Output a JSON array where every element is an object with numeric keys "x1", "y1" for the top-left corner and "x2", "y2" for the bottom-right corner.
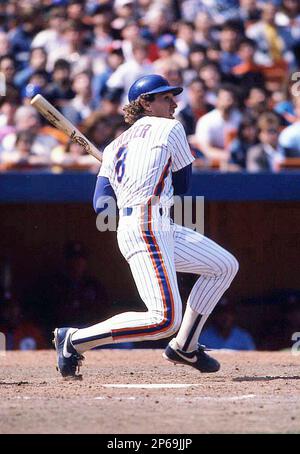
[{"x1": 148, "y1": 92, "x2": 178, "y2": 119}]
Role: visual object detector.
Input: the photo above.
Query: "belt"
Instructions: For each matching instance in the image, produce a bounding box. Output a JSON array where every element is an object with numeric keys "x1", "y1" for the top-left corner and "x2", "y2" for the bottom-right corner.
[
  {"x1": 121, "y1": 207, "x2": 134, "y2": 216},
  {"x1": 120, "y1": 206, "x2": 169, "y2": 217}
]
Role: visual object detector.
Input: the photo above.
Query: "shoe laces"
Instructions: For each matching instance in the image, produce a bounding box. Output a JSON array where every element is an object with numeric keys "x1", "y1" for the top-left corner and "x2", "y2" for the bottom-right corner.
[{"x1": 197, "y1": 343, "x2": 212, "y2": 352}]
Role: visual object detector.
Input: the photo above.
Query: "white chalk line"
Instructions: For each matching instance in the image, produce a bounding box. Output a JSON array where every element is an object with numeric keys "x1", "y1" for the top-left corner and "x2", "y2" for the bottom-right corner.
[
  {"x1": 94, "y1": 394, "x2": 257, "y2": 402},
  {"x1": 6, "y1": 393, "x2": 267, "y2": 403},
  {"x1": 95, "y1": 396, "x2": 136, "y2": 400},
  {"x1": 102, "y1": 383, "x2": 199, "y2": 389},
  {"x1": 186, "y1": 394, "x2": 256, "y2": 402}
]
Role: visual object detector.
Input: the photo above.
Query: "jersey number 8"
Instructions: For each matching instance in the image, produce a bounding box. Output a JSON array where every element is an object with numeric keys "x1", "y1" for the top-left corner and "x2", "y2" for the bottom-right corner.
[{"x1": 115, "y1": 145, "x2": 128, "y2": 183}]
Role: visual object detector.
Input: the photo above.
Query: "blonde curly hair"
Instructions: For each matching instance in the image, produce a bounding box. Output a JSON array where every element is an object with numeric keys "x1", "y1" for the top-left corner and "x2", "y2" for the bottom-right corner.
[{"x1": 123, "y1": 94, "x2": 155, "y2": 125}]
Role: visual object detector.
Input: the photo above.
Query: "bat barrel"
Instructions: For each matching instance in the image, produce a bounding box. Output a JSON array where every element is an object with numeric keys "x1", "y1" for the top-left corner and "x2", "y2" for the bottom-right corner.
[{"x1": 30, "y1": 94, "x2": 103, "y2": 163}]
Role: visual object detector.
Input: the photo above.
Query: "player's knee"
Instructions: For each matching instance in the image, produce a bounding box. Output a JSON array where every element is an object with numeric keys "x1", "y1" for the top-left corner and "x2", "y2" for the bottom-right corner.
[
  {"x1": 165, "y1": 318, "x2": 181, "y2": 337},
  {"x1": 229, "y1": 254, "x2": 239, "y2": 278},
  {"x1": 150, "y1": 310, "x2": 181, "y2": 339},
  {"x1": 167, "y1": 308, "x2": 183, "y2": 336},
  {"x1": 220, "y1": 252, "x2": 239, "y2": 279}
]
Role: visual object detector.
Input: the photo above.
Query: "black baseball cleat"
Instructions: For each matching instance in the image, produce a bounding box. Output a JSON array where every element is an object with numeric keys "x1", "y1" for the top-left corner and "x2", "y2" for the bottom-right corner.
[
  {"x1": 163, "y1": 343, "x2": 220, "y2": 373},
  {"x1": 53, "y1": 327, "x2": 84, "y2": 379}
]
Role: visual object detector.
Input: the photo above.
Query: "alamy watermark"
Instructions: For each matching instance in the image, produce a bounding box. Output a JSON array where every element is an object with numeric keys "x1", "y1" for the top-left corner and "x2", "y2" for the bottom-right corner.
[
  {"x1": 291, "y1": 332, "x2": 300, "y2": 356},
  {"x1": 0, "y1": 332, "x2": 6, "y2": 357},
  {"x1": 291, "y1": 72, "x2": 300, "y2": 98},
  {"x1": 95, "y1": 196, "x2": 205, "y2": 236}
]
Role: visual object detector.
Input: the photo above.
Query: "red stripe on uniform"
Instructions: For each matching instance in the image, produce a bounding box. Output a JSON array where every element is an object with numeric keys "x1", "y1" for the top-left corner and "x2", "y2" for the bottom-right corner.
[
  {"x1": 111, "y1": 204, "x2": 175, "y2": 339},
  {"x1": 152, "y1": 156, "x2": 172, "y2": 201},
  {"x1": 146, "y1": 204, "x2": 175, "y2": 334}
]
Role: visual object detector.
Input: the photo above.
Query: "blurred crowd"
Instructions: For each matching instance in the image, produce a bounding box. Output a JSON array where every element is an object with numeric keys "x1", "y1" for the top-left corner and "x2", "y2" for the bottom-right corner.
[{"x1": 0, "y1": 0, "x2": 299, "y2": 172}]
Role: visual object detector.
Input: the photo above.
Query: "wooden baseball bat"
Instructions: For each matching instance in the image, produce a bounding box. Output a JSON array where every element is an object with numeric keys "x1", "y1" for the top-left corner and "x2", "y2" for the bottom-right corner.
[{"x1": 30, "y1": 94, "x2": 103, "y2": 163}]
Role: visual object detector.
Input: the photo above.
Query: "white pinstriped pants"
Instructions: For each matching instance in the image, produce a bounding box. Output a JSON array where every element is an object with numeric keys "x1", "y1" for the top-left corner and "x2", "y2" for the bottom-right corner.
[{"x1": 71, "y1": 207, "x2": 239, "y2": 352}]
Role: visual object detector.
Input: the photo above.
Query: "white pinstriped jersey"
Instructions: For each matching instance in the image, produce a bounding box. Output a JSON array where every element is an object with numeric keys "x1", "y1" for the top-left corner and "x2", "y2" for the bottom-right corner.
[
  {"x1": 98, "y1": 116, "x2": 194, "y2": 209},
  {"x1": 72, "y1": 116, "x2": 239, "y2": 355}
]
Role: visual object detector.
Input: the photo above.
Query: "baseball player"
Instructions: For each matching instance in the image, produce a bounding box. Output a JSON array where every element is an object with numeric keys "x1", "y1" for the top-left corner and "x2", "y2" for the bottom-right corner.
[{"x1": 54, "y1": 74, "x2": 239, "y2": 378}]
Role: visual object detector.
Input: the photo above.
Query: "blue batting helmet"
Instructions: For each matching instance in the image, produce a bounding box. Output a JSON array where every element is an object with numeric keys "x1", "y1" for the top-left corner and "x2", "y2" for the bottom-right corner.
[{"x1": 128, "y1": 74, "x2": 183, "y2": 103}]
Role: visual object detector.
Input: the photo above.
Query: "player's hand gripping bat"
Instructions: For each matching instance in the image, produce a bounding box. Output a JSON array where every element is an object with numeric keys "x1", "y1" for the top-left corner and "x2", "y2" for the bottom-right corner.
[{"x1": 30, "y1": 94, "x2": 103, "y2": 163}]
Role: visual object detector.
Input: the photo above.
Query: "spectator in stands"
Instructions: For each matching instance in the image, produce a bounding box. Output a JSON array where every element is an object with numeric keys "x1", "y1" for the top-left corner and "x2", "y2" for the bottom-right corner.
[
  {"x1": 90, "y1": 5, "x2": 114, "y2": 62},
  {"x1": 175, "y1": 20, "x2": 195, "y2": 59},
  {"x1": 44, "y1": 58, "x2": 75, "y2": 108},
  {"x1": 218, "y1": 21, "x2": 242, "y2": 74},
  {"x1": 20, "y1": 69, "x2": 50, "y2": 105},
  {"x1": 81, "y1": 111, "x2": 115, "y2": 152},
  {"x1": 0, "y1": 130, "x2": 51, "y2": 170},
  {"x1": 0, "y1": 31, "x2": 11, "y2": 57},
  {"x1": 265, "y1": 80, "x2": 289, "y2": 114},
  {"x1": 31, "y1": 7, "x2": 66, "y2": 56},
  {"x1": 246, "y1": 1, "x2": 295, "y2": 68},
  {"x1": 184, "y1": 43, "x2": 207, "y2": 84},
  {"x1": 112, "y1": 0, "x2": 136, "y2": 31},
  {"x1": 141, "y1": 6, "x2": 173, "y2": 41},
  {"x1": 0, "y1": 54, "x2": 17, "y2": 88},
  {"x1": 0, "y1": 87, "x2": 19, "y2": 141},
  {"x1": 118, "y1": 19, "x2": 142, "y2": 62},
  {"x1": 136, "y1": 0, "x2": 154, "y2": 22},
  {"x1": 99, "y1": 86, "x2": 125, "y2": 129},
  {"x1": 62, "y1": 70, "x2": 98, "y2": 125},
  {"x1": 47, "y1": 19, "x2": 91, "y2": 73},
  {"x1": 275, "y1": 0, "x2": 300, "y2": 65},
  {"x1": 206, "y1": 42, "x2": 222, "y2": 64},
  {"x1": 237, "y1": 0, "x2": 261, "y2": 25},
  {"x1": 278, "y1": 95, "x2": 300, "y2": 157},
  {"x1": 276, "y1": 0, "x2": 300, "y2": 27},
  {"x1": 199, "y1": 298, "x2": 256, "y2": 350},
  {"x1": 232, "y1": 38, "x2": 266, "y2": 91},
  {"x1": 0, "y1": 105, "x2": 59, "y2": 157},
  {"x1": 9, "y1": 7, "x2": 39, "y2": 69},
  {"x1": 14, "y1": 47, "x2": 49, "y2": 91},
  {"x1": 177, "y1": 77, "x2": 213, "y2": 136},
  {"x1": 181, "y1": 0, "x2": 206, "y2": 22},
  {"x1": 154, "y1": 33, "x2": 188, "y2": 71},
  {"x1": 246, "y1": 111, "x2": 284, "y2": 172},
  {"x1": 67, "y1": 0, "x2": 86, "y2": 21},
  {"x1": 244, "y1": 86, "x2": 270, "y2": 119},
  {"x1": 106, "y1": 39, "x2": 154, "y2": 106},
  {"x1": 51, "y1": 139, "x2": 99, "y2": 173},
  {"x1": 193, "y1": 11, "x2": 216, "y2": 48},
  {"x1": 187, "y1": 0, "x2": 240, "y2": 25},
  {"x1": 273, "y1": 76, "x2": 297, "y2": 125},
  {"x1": 198, "y1": 60, "x2": 223, "y2": 106},
  {"x1": 113, "y1": 122, "x2": 129, "y2": 140},
  {"x1": 92, "y1": 46, "x2": 124, "y2": 104},
  {"x1": 27, "y1": 70, "x2": 49, "y2": 93},
  {"x1": 21, "y1": 80, "x2": 44, "y2": 106},
  {"x1": 229, "y1": 115, "x2": 259, "y2": 169},
  {"x1": 193, "y1": 83, "x2": 242, "y2": 166}
]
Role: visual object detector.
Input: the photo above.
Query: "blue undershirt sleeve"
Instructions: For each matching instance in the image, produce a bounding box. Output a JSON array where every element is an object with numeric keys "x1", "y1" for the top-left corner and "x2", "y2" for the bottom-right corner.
[
  {"x1": 172, "y1": 163, "x2": 192, "y2": 195},
  {"x1": 93, "y1": 176, "x2": 117, "y2": 214}
]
